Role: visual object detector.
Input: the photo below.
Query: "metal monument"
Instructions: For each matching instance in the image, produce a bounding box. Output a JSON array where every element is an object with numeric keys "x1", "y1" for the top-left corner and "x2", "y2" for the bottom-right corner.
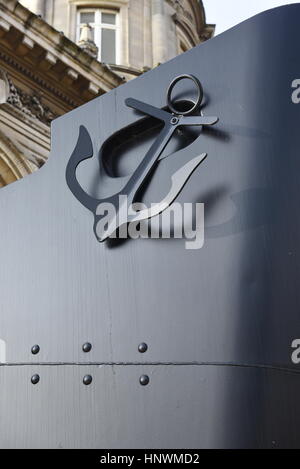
[
  {"x1": 1, "y1": 5, "x2": 300, "y2": 449},
  {"x1": 66, "y1": 74, "x2": 218, "y2": 242}
]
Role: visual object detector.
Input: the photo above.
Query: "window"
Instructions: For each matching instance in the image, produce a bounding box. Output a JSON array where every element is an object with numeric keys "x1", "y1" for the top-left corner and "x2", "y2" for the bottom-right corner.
[{"x1": 77, "y1": 9, "x2": 119, "y2": 64}]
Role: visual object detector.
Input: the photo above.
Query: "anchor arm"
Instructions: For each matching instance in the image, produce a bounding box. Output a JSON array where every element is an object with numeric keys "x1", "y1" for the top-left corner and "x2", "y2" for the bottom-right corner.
[
  {"x1": 128, "y1": 153, "x2": 208, "y2": 224},
  {"x1": 99, "y1": 154, "x2": 208, "y2": 242}
]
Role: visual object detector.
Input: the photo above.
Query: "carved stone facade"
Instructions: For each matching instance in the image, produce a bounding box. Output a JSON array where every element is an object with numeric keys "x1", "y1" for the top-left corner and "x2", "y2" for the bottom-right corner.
[
  {"x1": 7, "y1": 75, "x2": 58, "y2": 125},
  {"x1": 0, "y1": 0, "x2": 214, "y2": 187}
]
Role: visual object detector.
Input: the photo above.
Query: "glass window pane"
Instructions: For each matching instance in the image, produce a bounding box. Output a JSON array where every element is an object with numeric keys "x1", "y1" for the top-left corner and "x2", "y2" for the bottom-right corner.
[
  {"x1": 80, "y1": 12, "x2": 95, "y2": 24},
  {"x1": 101, "y1": 28, "x2": 116, "y2": 63},
  {"x1": 102, "y1": 13, "x2": 116, "y2": 25}
]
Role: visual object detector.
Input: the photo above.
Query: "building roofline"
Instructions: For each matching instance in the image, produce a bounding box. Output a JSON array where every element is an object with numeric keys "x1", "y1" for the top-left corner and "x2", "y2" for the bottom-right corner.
[{"x1": 0, "y1": 0, "x2": 124, "y2": 97}]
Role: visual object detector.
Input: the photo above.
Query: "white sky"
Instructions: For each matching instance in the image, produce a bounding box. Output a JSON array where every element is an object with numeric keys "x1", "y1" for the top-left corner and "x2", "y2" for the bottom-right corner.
[{"x1": 203, "y1": 0, "x2": 300, "y2": 35}]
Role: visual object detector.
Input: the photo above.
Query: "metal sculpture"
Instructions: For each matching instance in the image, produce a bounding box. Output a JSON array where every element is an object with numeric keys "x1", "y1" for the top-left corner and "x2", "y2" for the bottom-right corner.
[{"x1": 66, "y1": 74, "x2": 218, "y2": 242}]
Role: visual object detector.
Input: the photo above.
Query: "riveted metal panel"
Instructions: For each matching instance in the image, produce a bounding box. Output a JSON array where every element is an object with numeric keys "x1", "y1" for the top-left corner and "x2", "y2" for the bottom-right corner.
[
  {"x1": 0, "y1": 365, "x2": 300, "y2": 449},
  {"x1": 1, "y1": 5, "x2": 300, "y2": 448},
  {"x1": 1, "y1": 6, "x2": 300, "y2": 367}
]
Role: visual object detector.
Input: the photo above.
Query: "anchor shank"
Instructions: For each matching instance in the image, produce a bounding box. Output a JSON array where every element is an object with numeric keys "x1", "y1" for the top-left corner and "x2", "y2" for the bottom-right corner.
[{"x1": 121, "y1": 124, "x2": 176, "y2": 205}]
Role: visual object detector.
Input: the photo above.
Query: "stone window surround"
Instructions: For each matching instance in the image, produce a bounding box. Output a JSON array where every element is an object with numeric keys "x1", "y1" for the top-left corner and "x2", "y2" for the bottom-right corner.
[
  {"x1": 77, "y1": 8, "x2": 120, "y2": 64},
  {"x1": 68, "y1": 0, "x2": 129, "y2": 66}
]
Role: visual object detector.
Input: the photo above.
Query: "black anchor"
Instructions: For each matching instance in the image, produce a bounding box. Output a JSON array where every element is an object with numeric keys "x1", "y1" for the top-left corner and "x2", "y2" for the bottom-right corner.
[{"x1": 66, "y1": 74, "x2": 219, "y2": 242}]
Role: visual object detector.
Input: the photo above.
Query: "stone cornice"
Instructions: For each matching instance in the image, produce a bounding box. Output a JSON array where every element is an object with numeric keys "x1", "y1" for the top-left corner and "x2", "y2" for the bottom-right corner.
[
  {"x1": 0, "y1": 0, "x2": 124, "y2": 104},
  {"x1": 68, "y1": 0, "x2": 129, "y2": 6},
  {"x1": 0, "y1": 49, "x2": 79, "y2": 108}
]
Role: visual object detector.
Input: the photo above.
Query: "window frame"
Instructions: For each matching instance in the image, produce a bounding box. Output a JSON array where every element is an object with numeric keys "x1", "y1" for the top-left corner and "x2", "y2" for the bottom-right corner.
[{"x1": 77, "y1": 8, "x2": 120, "y2": 64}]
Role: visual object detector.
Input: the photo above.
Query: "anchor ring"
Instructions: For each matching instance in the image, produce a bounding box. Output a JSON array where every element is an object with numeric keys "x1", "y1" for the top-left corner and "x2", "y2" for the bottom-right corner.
[{"x1": 167, "y1": 74, "x2": 203, "y2": 116}]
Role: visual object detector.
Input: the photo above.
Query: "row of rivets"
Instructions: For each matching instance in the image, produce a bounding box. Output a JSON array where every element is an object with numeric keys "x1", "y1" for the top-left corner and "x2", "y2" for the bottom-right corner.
[
  {"x1": 31, "y1": 342, "x2": 149, "y2": 355},
  {"x1": 31, "y1": 373, "x2": 149, "y2": 386},
  {"x1": 30, "y1": 342, "x2": 149, "y2": 386},
  {"x1": 31, "y1": 343, "x2": 93, "y2": 355},
  {"x1": 31, "y1": 374, "x2": 93, "y2": 385}
]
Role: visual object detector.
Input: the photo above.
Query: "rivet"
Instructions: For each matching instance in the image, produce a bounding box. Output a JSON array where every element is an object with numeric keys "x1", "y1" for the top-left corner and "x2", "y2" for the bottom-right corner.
[
  {"x1": 139, "y1": 375, "x2": 150, "y2": 386},
  {"x1": 82, "y1": 342, "x2": 92, "y2": 353},
  {"x1": 83, "y1": 375, "x2": 92, "y2": 385},
  {"x1": 171, "y1": 116, "x2": 179, "y2": 125},
  {"x1": 31, "y1": 374, "x2": 40, "y2": 385},
  {"x1": 138, "y1": 343, "x2": 148, "y2": 353},
  {"x1": 31, "y1": 345, "x2": 40, "y2": 355}
]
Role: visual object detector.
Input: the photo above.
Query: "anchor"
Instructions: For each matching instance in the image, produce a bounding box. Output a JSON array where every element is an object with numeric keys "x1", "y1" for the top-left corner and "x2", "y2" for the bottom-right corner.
[{"x1": 66, "y1": 74, "x2": 219, "y2": 242}]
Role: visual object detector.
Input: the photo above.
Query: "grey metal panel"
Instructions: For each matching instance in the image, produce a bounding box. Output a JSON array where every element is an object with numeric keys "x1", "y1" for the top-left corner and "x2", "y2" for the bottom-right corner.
[
  {"x1": 1, "y1": 6, "x2": 300, "y2": 367},
  {"x1": 0, "y1": 365, "x2": 299, "y2": 449},
  {"x1": 1, "y1": 5, "x2": 300, "y2": 448}
]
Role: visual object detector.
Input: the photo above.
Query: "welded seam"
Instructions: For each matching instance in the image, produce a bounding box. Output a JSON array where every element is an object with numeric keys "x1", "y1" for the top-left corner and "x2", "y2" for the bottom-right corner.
[{"x1": 0, "y1": 361, "x2": 299, "y2": 375}]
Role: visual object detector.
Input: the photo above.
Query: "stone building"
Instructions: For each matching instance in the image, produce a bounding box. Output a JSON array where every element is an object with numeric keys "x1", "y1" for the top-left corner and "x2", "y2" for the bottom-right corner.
[{"x1": 0, "y1": 0, "x2": 214, "y2": 188}]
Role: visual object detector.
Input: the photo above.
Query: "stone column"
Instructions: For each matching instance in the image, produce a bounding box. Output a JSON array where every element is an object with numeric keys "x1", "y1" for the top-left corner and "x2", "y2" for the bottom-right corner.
[
  {"x1": 144, "y1": 0, "x2": 153, "y2": 68},
  {"x1": 151, "y1": 0, "x2": 168, "y2": 66}
]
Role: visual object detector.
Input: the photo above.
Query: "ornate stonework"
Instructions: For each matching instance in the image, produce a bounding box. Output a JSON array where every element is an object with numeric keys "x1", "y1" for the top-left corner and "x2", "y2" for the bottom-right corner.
[
  {"x1": 7, "y1": 75, "x2": 58, "y2": 125},
  {"x1": 0, "y1": 0, "x2": 214, "y2": 187}
]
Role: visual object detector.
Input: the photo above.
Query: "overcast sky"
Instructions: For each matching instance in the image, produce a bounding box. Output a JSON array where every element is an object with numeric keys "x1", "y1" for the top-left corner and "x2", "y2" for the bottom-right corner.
[{"x1": 204, "y1": 0, "x2": 300, "y2": 35}]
